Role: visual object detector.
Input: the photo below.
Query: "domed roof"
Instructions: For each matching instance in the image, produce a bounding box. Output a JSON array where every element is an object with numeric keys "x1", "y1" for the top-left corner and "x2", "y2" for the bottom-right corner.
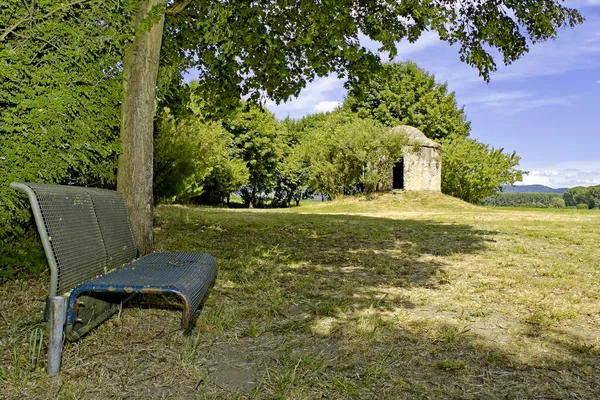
[{"x1": 390, "y1": 125, "x2": 441, "y2": 149}]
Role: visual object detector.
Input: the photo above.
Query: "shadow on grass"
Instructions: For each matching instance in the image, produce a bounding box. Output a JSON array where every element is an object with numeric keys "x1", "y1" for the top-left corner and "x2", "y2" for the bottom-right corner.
[
  {"x1": 151, "y1": 207, "x2": 599, "y2": 398},
  {"x1": 157, "y1": 210, "x2": 493, "y2": 303}
]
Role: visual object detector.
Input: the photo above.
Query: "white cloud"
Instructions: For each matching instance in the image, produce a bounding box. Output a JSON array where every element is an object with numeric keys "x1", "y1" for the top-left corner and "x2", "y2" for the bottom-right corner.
[
  {"x1": 520, "y1": 173, "x2": 552, "y2": 187},
  {"x1": 265, "y1": 75, "x2": 345, "y2": 119},
  {"x1": 596, "y1": 80, "x2": 600, "y2": 84},
  {"x1": 266, "y1": 12, "x2": 600, "y2": 120},
  {"x1": 405, "y1": 14, "x2": 600, "y2": 90},
  {"x1": 314, "y1": 101, "x2": 342, "y2": 113},
  {"x1": 463, "y1": 91, "x2": 531, "y2": 104},
  {"x1": 519, "y1": 161, "x2": 600, "y2": 188},
  {"x1": 491, "y1": 21, "x2": 600, "y2": 82},
  {"x1": 495, "y1": 97, "x2": 573, "y2": 113},
  {"x1": 357, "y1": 30, "x2": 443, "y2": 63}
]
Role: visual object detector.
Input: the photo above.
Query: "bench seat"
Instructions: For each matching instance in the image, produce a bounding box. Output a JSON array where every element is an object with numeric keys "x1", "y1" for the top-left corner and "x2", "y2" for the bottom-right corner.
[{"x1": 67, "y1": 252, "x2": 216, "y2": 339}]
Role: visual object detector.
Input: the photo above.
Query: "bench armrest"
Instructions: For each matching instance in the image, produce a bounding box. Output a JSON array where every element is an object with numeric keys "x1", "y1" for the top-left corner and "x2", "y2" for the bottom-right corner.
[{"x1": 10, "y1": 182, "x2": 60, "y2": 298}]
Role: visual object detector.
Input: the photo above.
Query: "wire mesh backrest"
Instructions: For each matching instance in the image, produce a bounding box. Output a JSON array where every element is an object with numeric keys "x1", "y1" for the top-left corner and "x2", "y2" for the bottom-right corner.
[
  {"x1": 27, "y1": 184, "x2": 106, "y2": 294},
  {"x1": 85, "y1": 187, "x2": 137, "y2": 270},
  {"x1": 24, "y1": 183, "x2": 137, "y2": 295}
]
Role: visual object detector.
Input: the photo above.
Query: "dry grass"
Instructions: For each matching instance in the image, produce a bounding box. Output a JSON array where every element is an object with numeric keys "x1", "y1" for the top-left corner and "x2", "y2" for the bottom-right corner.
[{"x1": 1, "y1": 192, "x2": 599, "y2": 399}]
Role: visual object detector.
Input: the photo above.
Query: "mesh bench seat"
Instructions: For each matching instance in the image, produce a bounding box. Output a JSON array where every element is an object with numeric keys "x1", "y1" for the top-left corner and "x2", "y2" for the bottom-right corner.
[{"x1": 11, "y1": 182, "x2": 216, "y2": 341}]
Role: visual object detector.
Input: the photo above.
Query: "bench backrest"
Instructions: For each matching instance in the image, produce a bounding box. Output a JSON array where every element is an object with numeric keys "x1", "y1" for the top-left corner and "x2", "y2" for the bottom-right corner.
[{"x1": 11, "y1": 182, "x2": 137, "y2": 297}]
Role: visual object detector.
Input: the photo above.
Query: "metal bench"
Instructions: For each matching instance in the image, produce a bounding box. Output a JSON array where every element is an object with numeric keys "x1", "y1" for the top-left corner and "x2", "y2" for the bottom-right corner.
[{"x1": 11, "y1": 182, "x2": 216, "y2": 344}]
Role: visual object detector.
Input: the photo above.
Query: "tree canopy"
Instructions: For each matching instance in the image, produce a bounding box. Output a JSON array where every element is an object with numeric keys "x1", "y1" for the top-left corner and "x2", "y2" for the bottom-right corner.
[
  {"x1": 164, "y1": 0, "x2": 584, "y2": 106},
  {"x1": 563, "y1": 185, "x2": 600, "y2": 209},
  {"x1": 344, "y1": 61, "x2": 471, "y2": 140}
]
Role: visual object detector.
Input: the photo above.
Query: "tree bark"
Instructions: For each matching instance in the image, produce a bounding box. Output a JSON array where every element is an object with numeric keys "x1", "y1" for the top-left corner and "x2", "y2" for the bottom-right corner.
[{"x1": 117, "y1": 0, "x2": 165, "y2": 256}]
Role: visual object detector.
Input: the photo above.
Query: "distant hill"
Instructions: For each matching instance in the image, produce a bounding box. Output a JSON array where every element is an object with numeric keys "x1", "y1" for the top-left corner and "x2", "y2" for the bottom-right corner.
[{"x1": 504, "y1": 185, "x2": 568, "y2": 194}]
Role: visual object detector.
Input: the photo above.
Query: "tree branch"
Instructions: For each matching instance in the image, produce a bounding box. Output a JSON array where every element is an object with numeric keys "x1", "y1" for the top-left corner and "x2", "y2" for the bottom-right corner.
[{"x1": 168, "y1": 0, "x2": 193, "y2": 15}]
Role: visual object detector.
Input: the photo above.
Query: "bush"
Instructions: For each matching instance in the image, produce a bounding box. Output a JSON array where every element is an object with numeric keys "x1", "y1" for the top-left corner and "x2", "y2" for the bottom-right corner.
[
  {"x1": 442, "y1": 136, "x2": 525, "y2": 204},
  {"x1": 295, "y1": 111, "x2": 409, "y2": 199},
  {"x1": 549, "y1": 197, "x2": 566, "y2": 209},
  {"x1": 0, "y1": 233, "x2": 47, "y2": 280},
  {"x1": 153, "y1": 106, "x2": 248, "y2": 205}
]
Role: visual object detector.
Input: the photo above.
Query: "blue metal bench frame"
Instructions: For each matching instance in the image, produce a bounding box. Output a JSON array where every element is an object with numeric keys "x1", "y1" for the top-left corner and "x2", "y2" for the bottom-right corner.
[{"x1": 11, "y1": 182, "x2": 216, "y2": 341}]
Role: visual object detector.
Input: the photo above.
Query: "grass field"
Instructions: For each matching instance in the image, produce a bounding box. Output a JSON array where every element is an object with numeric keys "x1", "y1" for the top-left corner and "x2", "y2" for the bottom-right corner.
[{"x1": 1, "y1": 192, "x2": 599, "y2": 399}]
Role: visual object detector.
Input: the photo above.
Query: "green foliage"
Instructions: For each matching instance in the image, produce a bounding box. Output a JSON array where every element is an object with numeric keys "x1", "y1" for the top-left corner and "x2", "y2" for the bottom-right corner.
[
  {"x1": 272, "y1": 120, "x2": 312, "y2": 207},
  {"x1": 223, "y1": 103, "x2": 282, "y2": 207},
  {"x1": 344, "y1": 62, "x2": 471, "y2": 140},
  {"x1": 550, "y1": 196, "x2": 566, "y2": 209},
  {"x1": 1, "y1": 0, "x2": 585, "y2": 243},
  {"x1": 153, "y1": 107, "x2": 247, "y2": 205},
  {"x1": 0, "y1": 233, "x2": 46, "y2": 280},
  {"x1": 563, "y1": 185, "x2": 600, "y2": 209},
  {"x1": 0, "y1": 0, "x2": 137, "y2": 243},
  {"x1": 441, "y1": 136, "x2": 525, "y2": 204},
  {"x1": 297, "y1": 111, "x2": 409, "y2": 199},
  {"x1": 154, "y1": 94, "x2": 284, "y2": 208},
  {"x1": 480, "y1": 192, "x2": 563, "y2": 208},
  {"x1": 1, "y1": 0, "x2": 583, "y2": 217},
  {"x1": 165, "y1": 0, "x2": 583, "y2": 111}
]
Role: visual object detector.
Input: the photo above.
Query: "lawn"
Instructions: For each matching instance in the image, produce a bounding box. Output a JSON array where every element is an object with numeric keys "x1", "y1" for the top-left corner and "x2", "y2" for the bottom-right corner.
[{"x1": 1, "y1": 192, "x2": 599, "y2": 399}]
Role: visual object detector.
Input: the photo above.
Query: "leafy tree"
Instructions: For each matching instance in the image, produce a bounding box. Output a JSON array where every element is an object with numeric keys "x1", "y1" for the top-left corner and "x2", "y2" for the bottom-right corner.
[
  {"x1": 3, "y1": 1, "x2": 585, "y2": 253},
  {"x1": 224, "y1": 104, "x2": 281, "y2": 208},
  {"x1": 588, "y1": 186, "x2": 600, "y2": 209},
  {"x1": 441, "y1": 135, "x2": 525, "y2": 204},
  {"x1": 344, "y1": 62, "x2": 471, "y2": 140},
  {"x1": 153, "y1": 107, "x2": 247, "y2": 204},
  {"x1": 563, "y1": 185, "x2": 600, "y2": 209},
  {"x1": 0, "y1": 0, "x2": 135, "y2": 243},
  {"x1": 563, "y1": 187, "x2": 587, "y2": 207},
  {"x1": 272, "y1": 120, "x2": 312, "y2": 207}
]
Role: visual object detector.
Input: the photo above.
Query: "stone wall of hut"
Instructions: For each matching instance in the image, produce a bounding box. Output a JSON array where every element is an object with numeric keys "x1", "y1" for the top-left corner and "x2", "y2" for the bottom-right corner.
[{"x1": 402, "y1": 146, "x2": 441, "y2": 191}]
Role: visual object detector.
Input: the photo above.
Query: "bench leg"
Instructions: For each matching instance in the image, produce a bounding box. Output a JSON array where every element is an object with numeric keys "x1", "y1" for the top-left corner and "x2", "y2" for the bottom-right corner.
[{"x1": 48, "y1": 296, "x2": 67, "y2": 377}]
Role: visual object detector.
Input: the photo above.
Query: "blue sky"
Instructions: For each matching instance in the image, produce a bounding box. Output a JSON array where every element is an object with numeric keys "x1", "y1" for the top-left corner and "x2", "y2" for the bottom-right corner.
[{"x1": 266, "y1": 1, "x2": 600, "y2": 189}]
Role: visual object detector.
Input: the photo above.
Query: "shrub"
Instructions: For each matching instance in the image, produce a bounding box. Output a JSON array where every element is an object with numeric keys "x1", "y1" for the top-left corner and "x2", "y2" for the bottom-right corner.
[
  {"x1": 442, "y1": 136, "x2": 525, "y2": 204},
  {"x1": 549, "y1": 197, "x2": 566, "y2": 209}
]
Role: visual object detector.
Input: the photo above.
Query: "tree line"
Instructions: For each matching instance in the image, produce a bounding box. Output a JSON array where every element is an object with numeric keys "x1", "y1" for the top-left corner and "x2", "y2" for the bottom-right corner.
[
  {"x1": 152, "y1": 62, "x2": 525, "y2": 209},
  {"x1": 481, "y1": 185, "x2": 600, "y2": 209},
  {"x1": 1, "y1": 58, "x2": 528, "y2": 245}
]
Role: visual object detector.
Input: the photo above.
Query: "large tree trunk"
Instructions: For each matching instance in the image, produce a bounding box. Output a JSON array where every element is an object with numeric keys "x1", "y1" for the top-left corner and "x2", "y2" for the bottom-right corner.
[{"x1": 117, "y1": 0, "x2": 165, "y2": 256}]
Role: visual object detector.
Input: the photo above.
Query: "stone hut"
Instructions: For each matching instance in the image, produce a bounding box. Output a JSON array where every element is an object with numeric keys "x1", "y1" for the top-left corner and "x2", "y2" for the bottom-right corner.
[{"x1": 389, "y1": 125, "x2": 441, "y2": 192}]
